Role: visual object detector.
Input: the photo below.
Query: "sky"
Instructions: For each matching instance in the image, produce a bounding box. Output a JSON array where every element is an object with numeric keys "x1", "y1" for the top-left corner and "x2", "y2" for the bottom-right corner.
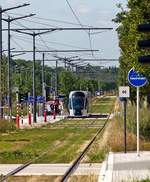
[{"x1": 1, "y1": 0, "x2": 127, "y2": 67}]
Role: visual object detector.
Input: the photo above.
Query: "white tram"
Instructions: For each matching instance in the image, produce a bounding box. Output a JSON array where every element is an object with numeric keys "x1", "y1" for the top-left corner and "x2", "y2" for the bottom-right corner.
[{"x1": 68, "y1": 91, "x2": 89, "y2": 117}]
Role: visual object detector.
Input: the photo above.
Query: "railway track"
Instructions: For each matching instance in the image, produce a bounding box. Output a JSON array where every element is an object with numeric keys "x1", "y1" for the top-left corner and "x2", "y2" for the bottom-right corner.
[
  {"x1": 0, "y1": 142, "x2": 62, "y2": 182},
  {"x1": 60, "y1": 108, "x2": 113, "y2": 182},
  {"x1": 51, "y1": 120, "x2": 106, "y2": 128},
  {"x1": 0, "y1": 110, "x2": 113, "y2": 182}
]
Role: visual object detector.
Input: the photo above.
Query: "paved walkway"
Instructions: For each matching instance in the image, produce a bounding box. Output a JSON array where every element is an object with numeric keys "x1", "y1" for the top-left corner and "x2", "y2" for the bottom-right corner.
[
  {"x1": 0, "y1": 163, "x2": 101, "y2": 176},
  {"x1": 99, "y1": 151, "x2": 150, "y2": 182}
]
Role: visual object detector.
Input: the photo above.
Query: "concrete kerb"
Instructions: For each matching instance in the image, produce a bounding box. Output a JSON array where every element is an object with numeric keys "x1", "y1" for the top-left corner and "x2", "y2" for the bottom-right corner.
[
  {"x1": 98, "y1": 152, "x2": 113, "y2": 182},
  {"x1": 98, "y1": 160, "x2": 107, "y2": 182}
]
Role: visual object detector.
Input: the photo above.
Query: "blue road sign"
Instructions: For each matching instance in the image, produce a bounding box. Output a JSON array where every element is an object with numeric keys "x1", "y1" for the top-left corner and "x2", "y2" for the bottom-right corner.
[
  {"x1": 28, "y1": 96, "x2": 34, "y2": 103},
  {"x1": 37, "y1": 96, "x2": 45, "y2": 103},
  {"x1": 128, "y1": 68, "x2": 147, "y2": 87}
]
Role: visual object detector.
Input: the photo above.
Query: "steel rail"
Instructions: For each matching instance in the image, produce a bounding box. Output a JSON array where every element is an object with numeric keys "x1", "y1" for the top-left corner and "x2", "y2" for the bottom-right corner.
[
  {"x1": 60, "y1": 106, "x2": 113, "y2": 182},
  {"x1": 0, "y1": 142, "x2": 61, "y2": 182},
  {"x1": 0, "y1": 98, "x2": 114, "y2": 181},
  {"x1": 0, "y1": 161, "x2": 32, "y2": 182},
  {"x1": 0, "y1": 117, "x2": 101, "y2": 181}
]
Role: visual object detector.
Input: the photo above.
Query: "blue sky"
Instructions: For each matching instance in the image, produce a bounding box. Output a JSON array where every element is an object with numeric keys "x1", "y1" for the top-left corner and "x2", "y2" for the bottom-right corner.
[{"x1": 1, "y1": 0, "x2": 127, "y2": 67}]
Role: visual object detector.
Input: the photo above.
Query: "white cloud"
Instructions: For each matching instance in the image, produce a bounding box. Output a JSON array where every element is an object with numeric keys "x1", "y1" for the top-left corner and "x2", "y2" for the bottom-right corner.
[{"x1": 77, "y1": 4, "x2": 91, "y2": 14}]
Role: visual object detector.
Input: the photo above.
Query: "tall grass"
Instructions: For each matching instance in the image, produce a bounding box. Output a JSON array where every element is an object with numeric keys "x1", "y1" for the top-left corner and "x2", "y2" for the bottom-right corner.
[
  {"x1": 108, "y1": 101, "x2": 150, "y2": 152},
  {"x1": 126, "y1": 103, "x2": 150, "y2": 139}
]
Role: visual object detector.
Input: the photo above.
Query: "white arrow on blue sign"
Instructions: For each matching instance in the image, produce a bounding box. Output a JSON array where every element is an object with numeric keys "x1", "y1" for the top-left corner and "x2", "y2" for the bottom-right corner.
[{"x1": 128, "y1": 68, "x2": 147, "y2": 87}]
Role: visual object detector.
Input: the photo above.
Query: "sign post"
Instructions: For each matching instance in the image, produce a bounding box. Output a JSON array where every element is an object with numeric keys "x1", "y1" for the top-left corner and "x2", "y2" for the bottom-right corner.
[
  {"x1": 128, "y1": 68, "x2": 147, "y2": 156},
  {"x1": 119, "y1": 86, "x2": 130, "y2": 153},
  {"x1": 137, "y1": 86, "x2": 140, "y2": 156}
]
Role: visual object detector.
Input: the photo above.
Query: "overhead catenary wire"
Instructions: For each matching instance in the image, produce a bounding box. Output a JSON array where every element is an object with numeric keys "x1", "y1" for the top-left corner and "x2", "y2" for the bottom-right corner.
[
  {"x1": 65, "y1": 0, "x2": 98, "y2": 58},
  {"x1": 10, "y1": 32, "x2": 90, "y2": 50},
  {"x1": 3, "y1": 11, "x2": 112, "y2": 66},
  {"x1": 65, "y1": 0, "x2": 89, "y2": 33},
  {"x1": 11, "y1": 35, "x2": 95, "y2": 58},
  {"x1": 11, "y1": 37, "x2": 25, "y2": 51},
  {"x1": 5, "y1": 15, "x2": 62, "y2": 60},
  {"x1": 7, "y1": 12, "x2": 112, "y2": 35},
  {"x1": 8, "y1": 12, "x2": 94, "y2": 27},
  {"x1": 3, "y1": 12, "x2": 29, "y2": 29}
]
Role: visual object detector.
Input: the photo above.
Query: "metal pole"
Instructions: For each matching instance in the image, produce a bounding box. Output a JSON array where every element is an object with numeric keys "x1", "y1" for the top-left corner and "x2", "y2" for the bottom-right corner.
[
  {"x1": 124, "y1": 99, "x2": 127, "y2": 153},
  {"x1": 42, "y1": 53, "x2": 46, "y2": 116},
  {"x1": 137, "y1": 86, "x2": 140, "y2": 156},
  {"x1": 33, "y1": 32, "x2": 36, "y2": 123},
  {"x1": 8, "y1": 17, "x2": 12, "y2": 121},
  {"x1": 64, "y1": 59, "x2": 67, "y2": 69},
  {"x1": 42, "y1": 53, "x2": 45, "y2": 97},
  {"x1": 55, "y1": 59, "x2": 58, "y2": 97},
  {"x1": 0, "y1": 6, "x2": 3, "y2": 118}
]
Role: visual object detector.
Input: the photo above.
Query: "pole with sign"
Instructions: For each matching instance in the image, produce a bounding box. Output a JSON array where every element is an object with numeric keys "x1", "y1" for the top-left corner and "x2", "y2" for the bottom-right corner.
[
  {"x1": 119, "y1": 86, "x2": 130, "y2": 153},
  {"x1": 128, "y1": 68, "x2": 147, "y2": 156}
]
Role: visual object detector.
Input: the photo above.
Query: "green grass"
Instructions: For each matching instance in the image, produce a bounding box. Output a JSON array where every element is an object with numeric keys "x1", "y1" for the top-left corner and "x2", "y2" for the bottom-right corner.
[
  {"x1": 0, "y1": 96, "x2": 115, "y2": 164},
  {"x1": 0, "y1": 127, "x2": 98, "y2": 163},
  {"x1": 89, "y1": 96, "x2": 116, "y2": 113}
]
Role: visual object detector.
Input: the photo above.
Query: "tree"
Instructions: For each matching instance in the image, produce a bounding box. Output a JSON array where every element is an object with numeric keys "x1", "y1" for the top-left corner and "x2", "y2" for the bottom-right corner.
[{"x1": 113, "y1": 0, "x2": 150, "y2": 102}]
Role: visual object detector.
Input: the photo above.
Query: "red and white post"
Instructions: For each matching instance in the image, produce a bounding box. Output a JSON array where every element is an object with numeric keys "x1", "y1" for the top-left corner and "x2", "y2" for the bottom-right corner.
[
  {"x1": 28, "y1": 103, "x2": 31, "y2": 126},
  {"x1": 16, "y1": 92, "x2": 20, "y2": 129}
]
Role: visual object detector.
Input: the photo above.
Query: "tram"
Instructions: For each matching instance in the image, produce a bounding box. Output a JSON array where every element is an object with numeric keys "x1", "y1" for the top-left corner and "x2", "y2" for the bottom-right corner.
[{"x1": 68, "y1": 91, "x2": 89, "y2": 117}]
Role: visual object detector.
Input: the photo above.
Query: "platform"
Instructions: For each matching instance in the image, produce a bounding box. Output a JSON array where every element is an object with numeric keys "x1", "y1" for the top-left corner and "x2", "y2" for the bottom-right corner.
[{"x1": 99, "y1": 151, "x2": 150, "y2": 182}]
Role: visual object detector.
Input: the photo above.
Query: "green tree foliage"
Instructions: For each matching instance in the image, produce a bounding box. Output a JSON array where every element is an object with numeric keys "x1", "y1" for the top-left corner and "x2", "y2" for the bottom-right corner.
[
  {"x1": 59, "y1": 71, "x2": 77, "y2": 96},
  {"x1": 1, "y1": 55, "x2": 117, "y2": 106},
  {"x1": 58, "y1": 70, "x2": 99, "y2": 97},
  {"x1": 113, "y1": 0, "x2": 150, "y2": 102}
]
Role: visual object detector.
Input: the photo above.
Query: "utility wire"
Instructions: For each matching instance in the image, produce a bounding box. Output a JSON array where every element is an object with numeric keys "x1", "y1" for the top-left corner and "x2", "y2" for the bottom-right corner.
[
  {"x1": 13, "y1": 34, "x2": 90, "y2": 50},
  {"x1": 8, "y1": 12, "x2": 94, "y2": 27},
  {"x1": 65, "y1": 0, "x2": 88, "y2": 32},
  {"x1": 19, "y1": 18, "x2": 59, "y2": 28},
  {"x1": 4, "y1": 12, "x2": 106, "y2": 35},
  {"x1": 11, "y1": 37, "x2": 25, "y2": 52},
  {"x1": 4, "y1": 11, "x2": 102, "y2": 62},
  {"x1": 65, "y1": 0, "x2": 97, "y2": 57}
]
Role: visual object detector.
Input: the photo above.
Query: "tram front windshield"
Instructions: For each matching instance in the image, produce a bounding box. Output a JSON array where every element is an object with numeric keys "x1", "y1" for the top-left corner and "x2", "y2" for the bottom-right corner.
[{"x1": 72, "y1": 92, "x2": 85, "y2": 110}]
